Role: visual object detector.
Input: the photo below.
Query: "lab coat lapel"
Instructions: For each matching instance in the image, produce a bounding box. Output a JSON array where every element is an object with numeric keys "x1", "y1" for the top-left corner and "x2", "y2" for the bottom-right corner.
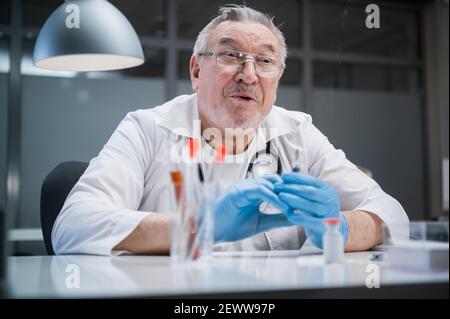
[{"x1": 159, "y1": 94, "x2": 200, "y2": 139}]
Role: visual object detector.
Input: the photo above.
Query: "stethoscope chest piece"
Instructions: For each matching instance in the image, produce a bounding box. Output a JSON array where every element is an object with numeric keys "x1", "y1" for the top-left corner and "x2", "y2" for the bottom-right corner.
[{"x1": 251, "y1": 153, "x2": 279, "y2": 178}]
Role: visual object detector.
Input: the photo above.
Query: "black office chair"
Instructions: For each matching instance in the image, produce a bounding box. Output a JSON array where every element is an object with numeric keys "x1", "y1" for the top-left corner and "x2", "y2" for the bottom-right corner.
[{"x1": 40, "y1": 161, "x2": 88, "y2": 255}]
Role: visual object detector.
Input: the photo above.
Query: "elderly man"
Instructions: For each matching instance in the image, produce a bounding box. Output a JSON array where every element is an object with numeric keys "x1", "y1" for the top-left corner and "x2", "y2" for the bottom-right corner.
[{"x1": 52, "y1": 5, "x2": 408, "y2": 255}]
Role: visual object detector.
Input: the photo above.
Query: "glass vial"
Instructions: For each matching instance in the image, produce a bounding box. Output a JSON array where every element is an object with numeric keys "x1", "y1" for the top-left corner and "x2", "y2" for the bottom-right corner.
[{"x1": 323, "y1": 218, "x2": 344, "y2": 264}]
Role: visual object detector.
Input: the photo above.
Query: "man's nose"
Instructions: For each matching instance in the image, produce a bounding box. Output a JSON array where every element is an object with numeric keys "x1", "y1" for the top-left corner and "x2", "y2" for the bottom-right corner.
[{"x1": 235, "y1": 60, "x2": 259, "y2": 84}]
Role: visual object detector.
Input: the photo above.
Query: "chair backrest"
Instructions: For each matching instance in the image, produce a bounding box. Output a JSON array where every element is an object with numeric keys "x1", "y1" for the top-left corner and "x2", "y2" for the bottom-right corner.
[{"x1": 40, "y1": 161, "x2": 88, "y2": 255}]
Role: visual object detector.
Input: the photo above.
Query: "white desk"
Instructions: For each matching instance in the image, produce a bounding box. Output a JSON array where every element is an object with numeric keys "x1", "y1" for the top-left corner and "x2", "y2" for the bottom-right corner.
[{"x1": 7, "y1": 250, "x2": 448, "y2": 298}]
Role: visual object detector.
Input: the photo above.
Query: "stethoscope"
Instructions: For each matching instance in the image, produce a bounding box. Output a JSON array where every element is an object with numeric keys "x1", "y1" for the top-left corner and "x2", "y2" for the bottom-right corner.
[
  {"x1": 198, "y1": 139, "x2": 282, "y2": 182},
  {"x1": 171, "y1": 128, "x2": 285, "y2": 182},
  {"x1": 246, "y1": 140, "x2": 282, "y2": 178}
]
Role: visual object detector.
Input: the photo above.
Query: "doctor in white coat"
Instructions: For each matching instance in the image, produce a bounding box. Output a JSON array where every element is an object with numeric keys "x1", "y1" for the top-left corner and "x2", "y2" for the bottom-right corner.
[{"x1": 52, "y1": 5, "x2": 408, "y2": 256}]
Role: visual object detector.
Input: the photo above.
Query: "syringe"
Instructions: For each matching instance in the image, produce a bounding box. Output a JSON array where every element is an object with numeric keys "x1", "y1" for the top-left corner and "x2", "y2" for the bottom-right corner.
[
  {"x1": 259, "y1": 147, "x2": 301, "y2": 214},
  {"x1": 292, "y1": 147, "x2": 300, "y2": 172}
]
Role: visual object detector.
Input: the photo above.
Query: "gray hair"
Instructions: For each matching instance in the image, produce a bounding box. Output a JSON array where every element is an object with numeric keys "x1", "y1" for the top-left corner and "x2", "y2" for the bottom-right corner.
[{"x1": 193, "y1": 5, "x2": 287, "y2": 68}]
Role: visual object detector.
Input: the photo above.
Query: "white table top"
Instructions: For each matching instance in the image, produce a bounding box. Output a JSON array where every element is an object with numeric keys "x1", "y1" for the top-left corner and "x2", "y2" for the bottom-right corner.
[{"x1": 8, "y1": 249, "x2": 449, "y2": 298}]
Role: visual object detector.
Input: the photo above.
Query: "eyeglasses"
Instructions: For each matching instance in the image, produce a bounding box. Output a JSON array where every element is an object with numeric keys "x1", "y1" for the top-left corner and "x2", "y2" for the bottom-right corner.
[{"x1": 198, "y1": 50, "x2": 282, "y2": 78}]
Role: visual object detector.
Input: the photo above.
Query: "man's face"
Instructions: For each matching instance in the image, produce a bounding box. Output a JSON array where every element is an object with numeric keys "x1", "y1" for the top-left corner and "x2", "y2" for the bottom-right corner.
[{"x1": 190, "y1": 21, "x2": 283, "y2": 131}]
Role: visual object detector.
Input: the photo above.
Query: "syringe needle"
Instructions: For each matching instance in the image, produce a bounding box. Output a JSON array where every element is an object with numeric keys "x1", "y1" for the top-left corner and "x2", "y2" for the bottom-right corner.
[{"x1": 292, "y1": 147, "x2": 300, "y2": 172}]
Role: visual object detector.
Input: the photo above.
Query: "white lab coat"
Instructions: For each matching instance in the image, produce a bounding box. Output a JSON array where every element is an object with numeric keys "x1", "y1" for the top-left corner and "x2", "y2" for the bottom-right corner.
[{"x1": 52, "y1": 94, "x2": 409, "y2": 255}]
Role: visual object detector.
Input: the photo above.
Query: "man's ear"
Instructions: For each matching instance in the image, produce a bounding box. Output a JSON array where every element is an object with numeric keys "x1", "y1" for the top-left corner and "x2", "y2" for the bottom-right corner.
[{"x1": 190, "y1": 54, "x2": 200, "y2": 92}]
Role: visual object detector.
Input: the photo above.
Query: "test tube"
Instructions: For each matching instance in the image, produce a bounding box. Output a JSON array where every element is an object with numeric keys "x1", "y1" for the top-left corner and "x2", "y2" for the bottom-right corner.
[
  {"x1": 169, "y1": 169, "x2": 186, "y2": 262},
  {"x1": 170, "y1": 170, "x2": 183, "y2": 205},
  {"x1": 188, "y1": 144, "x2": 226, "y2": 260},
  {"x1": 170, "y1": 138, "x2": 202, "y2": 262}
]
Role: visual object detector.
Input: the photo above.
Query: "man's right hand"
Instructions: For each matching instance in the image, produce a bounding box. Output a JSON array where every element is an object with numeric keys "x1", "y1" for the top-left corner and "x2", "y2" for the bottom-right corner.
[{"x1": 213, "y1": 175, "x2": 292, "y2": 243}]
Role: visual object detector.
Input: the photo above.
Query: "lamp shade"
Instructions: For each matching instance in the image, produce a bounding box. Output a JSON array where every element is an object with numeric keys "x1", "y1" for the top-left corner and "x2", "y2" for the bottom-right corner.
[{"x1": 33, "y1": 0, "x2": 144, "y2": 71}]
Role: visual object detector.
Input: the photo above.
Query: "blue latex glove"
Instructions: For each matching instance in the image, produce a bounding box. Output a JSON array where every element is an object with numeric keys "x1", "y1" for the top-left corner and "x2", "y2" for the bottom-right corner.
[
  {"x1": 274, "y1": 172, "x2": 349, "y2": 249},
  {"x1": 213, "y1": 175, "x2": 292, "y2": 243}
]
